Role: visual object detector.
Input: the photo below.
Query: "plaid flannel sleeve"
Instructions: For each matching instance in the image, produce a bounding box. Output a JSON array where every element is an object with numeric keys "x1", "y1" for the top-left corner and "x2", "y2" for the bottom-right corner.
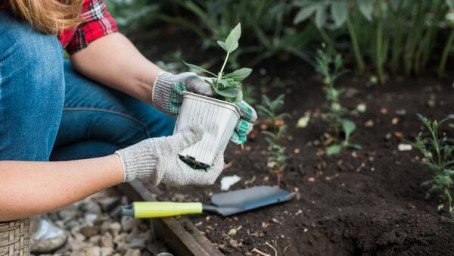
[{"x1": 65, "y1": 0, "x2": 118, "y2": 54}]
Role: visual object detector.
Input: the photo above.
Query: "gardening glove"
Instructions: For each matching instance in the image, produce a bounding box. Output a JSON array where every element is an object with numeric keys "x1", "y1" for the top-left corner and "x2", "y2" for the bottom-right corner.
[
  {"x1": 231, "y1": 100, "x2": 257, "y2": 144},
  {"x1": 153, "y1": 71, "x2": 257, "y2": 144},
  {"x1": 152, "y1": 72, "x2": 213, "y2": 117},
  {"x1": 115, "y1": 125, "x2": 225, "y2": 186}
]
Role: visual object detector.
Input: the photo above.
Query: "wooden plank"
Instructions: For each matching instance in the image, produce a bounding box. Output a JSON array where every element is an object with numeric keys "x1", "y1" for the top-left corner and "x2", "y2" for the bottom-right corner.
[{"x1": 117, "y1": 181, "x2": 223, "y2": 256}]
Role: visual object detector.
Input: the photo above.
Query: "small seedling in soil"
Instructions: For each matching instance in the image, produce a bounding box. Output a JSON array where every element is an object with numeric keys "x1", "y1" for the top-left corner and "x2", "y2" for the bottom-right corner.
[
  {"x1": 257, "y1": 94, "x2": 290, "y2": 186},
  {"x1": 315, "y1": 45, "x2": 361, "y2": 155},
  {"x1": 184, "y1": 23, "x2": 252, "y2": 103},
  {"x1": 256, "y1": 94, "x2": 291, "y2": 130},
  {"x1": 411, "y1": 114, "x2": 454, "y2": 217}
]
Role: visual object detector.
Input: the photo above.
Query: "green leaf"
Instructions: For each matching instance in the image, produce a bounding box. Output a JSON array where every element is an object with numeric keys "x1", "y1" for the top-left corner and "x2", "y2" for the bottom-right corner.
[
  {"x1": 356, "y1": 0, "x2": 374, "y2": 21},
  {"x1": 296, "y1": 112, "x2": 311, "y2": 128},
  {"x1": 447, "y1": 0, "x2": 454, "y2": 10},
  {"x1": 346, "y1": 143, "x2": 362, "y2": 150},
  {"x1": 331, "y1": 1, "x2": 349, "y2": 27},
  {"x1": 216, "y1": 87, "x2": 240, "y2": 99},
  {"x1": 183, "y1": 61, "x2": 216, "y2": 76},
  {"x1": 224, "y1": 68, "x2": 252, "y2": 81},
  {"x1": 342, "y1": 119, "x2": 356, "y2": 138},
  {"x1": 217, "y1": 41, "x2": 227, "y2": 51},
  {"x1": 225, "y1": 23, "x2": 241, "y2": 53},
  {"x1": 294, "y1": 5, "x2": 318, "y2": 24},
  {"x1": 315, "y1": 5, "x2": 327, "y2": 28},
  {"x1": 327, "y1": 145, "x2": 342, "y2": 155}
]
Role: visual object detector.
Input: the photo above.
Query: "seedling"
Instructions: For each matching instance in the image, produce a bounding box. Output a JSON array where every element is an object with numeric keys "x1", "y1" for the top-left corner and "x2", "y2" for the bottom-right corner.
[
  {"x1": 262, "y1": 126, "x2": 288, "y2": 186},
  {"x1": 315, "y1": 45, "x2": 361, "y2": 155},
  {"x1": 257, "y1": 94, "x2": 290, "y2": 186},
  {"x1": 256, "y1": 94, "x2": 291, "y2": 129},
  {"x1": 411, "y1": 114, "x2": 454, "y2": 216},
  {"x1": 184, "y1": 23, "x2": 252, "y2": 103}
]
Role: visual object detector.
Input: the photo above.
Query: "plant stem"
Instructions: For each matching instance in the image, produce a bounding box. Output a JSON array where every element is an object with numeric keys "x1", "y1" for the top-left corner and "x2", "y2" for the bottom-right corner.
[
  {"x1": 317, "y1": 27, "x2": 336, "y2": 56},
  {"x1": 376, "y1": 8, "x2": 385, "y2": 84},
  {"x1": 217, "y1": 51, "x2": 230, "y2": 86},
  {"x1": 346, "y1": 17, "x2": 365, "y2": 74},
  {"x1": 390, "y1": 1, "x2": 404, "y2": 73},
  {"x1": 438, "y1": 30, "x2": 454, "y2": 77}
]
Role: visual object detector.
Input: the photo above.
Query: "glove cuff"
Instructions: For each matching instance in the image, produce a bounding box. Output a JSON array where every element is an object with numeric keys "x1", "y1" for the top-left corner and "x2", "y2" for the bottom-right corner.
[
  {"x1": 152, "y1": 72, "x2": 174, "y2": 113},
  {"x1": 115, "y1": 149, "x2": 160, "y2": 184}
]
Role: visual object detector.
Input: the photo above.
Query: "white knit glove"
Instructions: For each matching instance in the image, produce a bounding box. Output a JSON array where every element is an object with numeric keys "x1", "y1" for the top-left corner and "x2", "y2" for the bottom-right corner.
[{"x1": 115, "y1": 126, "x2": 225, "y2": 186}]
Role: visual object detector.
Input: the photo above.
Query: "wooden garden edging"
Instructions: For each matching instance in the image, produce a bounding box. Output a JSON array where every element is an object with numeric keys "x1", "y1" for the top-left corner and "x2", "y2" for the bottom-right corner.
[{"x1": 117, "y1": 181, "x2": 223, "y2": 256}]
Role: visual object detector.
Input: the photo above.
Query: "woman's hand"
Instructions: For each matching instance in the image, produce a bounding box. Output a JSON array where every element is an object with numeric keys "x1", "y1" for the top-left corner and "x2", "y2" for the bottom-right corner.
[{"x1": 115, "y1": 125, "x2": 224, "y2": 186}]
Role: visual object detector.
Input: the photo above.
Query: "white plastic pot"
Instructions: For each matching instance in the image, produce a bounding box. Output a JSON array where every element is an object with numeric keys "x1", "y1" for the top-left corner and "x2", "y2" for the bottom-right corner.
[{"x1": 174, "y1": 92, "x2": 241, "y2": 169}]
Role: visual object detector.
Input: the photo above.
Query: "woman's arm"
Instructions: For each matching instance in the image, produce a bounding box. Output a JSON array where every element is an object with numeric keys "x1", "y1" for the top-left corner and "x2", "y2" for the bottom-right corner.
[
  {"x1": 69, "y1": 32, "x2": 161, "y2": 105},
  {"x1": 0, "y1": 155, "x2": 123, "y2": 221}
]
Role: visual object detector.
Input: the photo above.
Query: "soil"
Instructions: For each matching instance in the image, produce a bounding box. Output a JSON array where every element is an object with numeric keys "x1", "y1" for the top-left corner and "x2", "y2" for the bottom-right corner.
[{"x1": 130, "y1": 26, "x2": 454, "y2": 255}]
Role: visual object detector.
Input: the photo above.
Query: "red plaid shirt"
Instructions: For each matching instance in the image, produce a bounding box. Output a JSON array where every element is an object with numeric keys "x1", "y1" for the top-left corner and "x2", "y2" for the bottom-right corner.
[{"x1": 0, "y1": 0, "x2": 118, "y2": 54}]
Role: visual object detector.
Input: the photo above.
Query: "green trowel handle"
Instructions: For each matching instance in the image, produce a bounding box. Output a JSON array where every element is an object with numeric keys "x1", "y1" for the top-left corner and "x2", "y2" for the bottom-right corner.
[{"x1": 122, "y1": 202, "x2": 203, "y2": 218}]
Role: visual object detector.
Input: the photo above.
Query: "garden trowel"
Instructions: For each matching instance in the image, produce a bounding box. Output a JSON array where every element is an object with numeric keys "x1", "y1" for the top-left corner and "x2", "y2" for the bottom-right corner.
[{"x1": 121, "y1": 186, "x2": 294, "y2": 218}]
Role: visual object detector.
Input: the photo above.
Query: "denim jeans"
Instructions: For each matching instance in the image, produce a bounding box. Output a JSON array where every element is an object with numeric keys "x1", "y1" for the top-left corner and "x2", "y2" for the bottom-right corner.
[{"x1": 0, "y1": 10, "x2": 175, "y2": 162}]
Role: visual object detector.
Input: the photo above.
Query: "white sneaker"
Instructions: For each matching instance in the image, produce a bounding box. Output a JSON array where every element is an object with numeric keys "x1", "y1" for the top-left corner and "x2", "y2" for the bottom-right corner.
[{"x1": 30, "y1": 216, "x2": 68, "y2": 254}]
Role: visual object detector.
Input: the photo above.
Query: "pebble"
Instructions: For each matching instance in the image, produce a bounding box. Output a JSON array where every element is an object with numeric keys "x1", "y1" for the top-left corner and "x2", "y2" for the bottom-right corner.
[{"x1": 39, "y1": 191, "x2": 162, "y2": 255}]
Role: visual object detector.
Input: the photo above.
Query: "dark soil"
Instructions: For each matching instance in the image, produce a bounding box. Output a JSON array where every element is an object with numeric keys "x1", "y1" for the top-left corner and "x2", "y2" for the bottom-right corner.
[{"x1": 131, "y1": 25, "x2": 454, "y2": 256}]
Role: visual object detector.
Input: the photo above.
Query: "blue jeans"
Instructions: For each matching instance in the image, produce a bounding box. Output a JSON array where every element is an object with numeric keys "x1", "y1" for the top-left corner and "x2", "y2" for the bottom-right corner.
[{"x1": 0, "y1": 10, "x2": 175, "y2": 162}]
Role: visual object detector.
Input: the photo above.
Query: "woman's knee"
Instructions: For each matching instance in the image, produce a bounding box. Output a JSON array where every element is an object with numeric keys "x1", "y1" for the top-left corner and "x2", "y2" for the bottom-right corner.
[{"x1": 0, "y1": 11, "x2": 65, "y2": 160}]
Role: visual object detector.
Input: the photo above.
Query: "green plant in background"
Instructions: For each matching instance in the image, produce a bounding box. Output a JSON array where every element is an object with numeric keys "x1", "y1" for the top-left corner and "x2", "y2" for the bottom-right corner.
[
  {"x1": 412, "y1": 114, "x2": 454, "y2": 216},
  {"x1": 257, "y1": 94, "x2": 290, "y2": 186},
  {"x1": 184, "y1": 23, "x2": 252, "y2": 103},
  {"x1": 106, "y1": 0, "x2": 160, "y2": 30},
  {"x1": 315, "y1": 45, "x2": 360, "y2": 155},
  {"x1": 439, "y1": 0, "x2": 454, "y2": 77},
  {"x1": 161, "y1": 0, "x2": 316, "y2": 67},
  {"x1": 293, "y1": 0, "x2": 454, "y2": 81},
  {"x1": 155, "y1": 50, "x2": 188, "y2": 74}
]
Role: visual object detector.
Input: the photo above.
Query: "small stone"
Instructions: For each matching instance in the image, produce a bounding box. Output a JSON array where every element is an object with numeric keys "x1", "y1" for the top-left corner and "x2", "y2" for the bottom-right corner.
[
  {"x1": 100, "y1": 233, "x2": 114, "y2": 248},
  {"x1": 80, "y1": 225, "x2": 99, "y2": 238},
  {"x1": 307, "y1": 177, "x2": 315, "y2": 182},
  {"x1": 395, "y1": 109, "x2": 406, "y2": 116},
  {"x1": 85, "y1": 246, "x2": 101, "y2": 256},
  {"x1": 391, "y1": 117, "x2": 399, "y2": 125},
  {"x1": 100, "y1": 247, "x2": 114, "y2": 256},
  {"x1": 88, "y1": 235, "x2": 100, "y2": 245},
  {"x1": 97, "y1": 196, "x2": 121, "y2": 212},
  {"x1": 364, "y1": 120, "x2": 374, "y2": 127},
  {"x1": 109, "y1": 222, "x2": 122, "y2": 236},
  {"x1": 121, "y1": 216, "x2": 139, "y2": 233},
  {"x1": 59, "y1": 205, "x2": 79, "y2": 221},
  {"x1": 228, "y1": 228, "x2": 237, "y2": 236},
  {"x1": 125, "y1": 249, "x2": 141, "y2": 256},
  {"x1": 84, "y1": 213, "x2": 98, "y2": 223},
  {"x1": 81, "y1": 200, "x2": 102, "y2": 215},
  {"x1": 398, "y1": 144, "x2": 412, "y2": 151}
]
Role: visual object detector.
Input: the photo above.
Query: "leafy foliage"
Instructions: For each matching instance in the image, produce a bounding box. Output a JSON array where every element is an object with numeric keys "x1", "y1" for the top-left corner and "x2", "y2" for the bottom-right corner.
[
  {"x1": 412, "y1": 114, "x2": 454, "y2": 215},
  {"x1": 184, "y1": 23, "x2": 252, "y2": 103},
  {"x1": 293, "y1": 0, "x2": 454, "y2": 80}
]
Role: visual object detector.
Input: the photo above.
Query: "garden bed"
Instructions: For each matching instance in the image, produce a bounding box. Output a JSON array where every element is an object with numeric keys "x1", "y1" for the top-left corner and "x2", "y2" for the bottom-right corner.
[{"x1": 133, "y1": 28, "x2": 454, "y2": 255}]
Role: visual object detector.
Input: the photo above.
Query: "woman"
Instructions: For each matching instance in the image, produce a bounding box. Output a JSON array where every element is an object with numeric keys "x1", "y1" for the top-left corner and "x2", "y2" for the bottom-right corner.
[{"x1": 0, "y1": 0, "x2": 256, "y2": 253}]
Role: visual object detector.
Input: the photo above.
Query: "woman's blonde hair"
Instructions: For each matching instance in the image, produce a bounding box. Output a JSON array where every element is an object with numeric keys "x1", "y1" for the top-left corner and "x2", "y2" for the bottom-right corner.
[{"x1": 9, "y1": 0, "x2": 83, "y2": 34}]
